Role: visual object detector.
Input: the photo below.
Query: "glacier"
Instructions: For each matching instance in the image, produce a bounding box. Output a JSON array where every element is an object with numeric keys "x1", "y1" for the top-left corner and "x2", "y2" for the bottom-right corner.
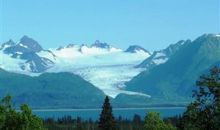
[
  {"x1": 45, "y1": 47, "x2": 150, "y2": 97},
  {"x1": 0, "y1": 38, "x2": 151, "y2": 98}
]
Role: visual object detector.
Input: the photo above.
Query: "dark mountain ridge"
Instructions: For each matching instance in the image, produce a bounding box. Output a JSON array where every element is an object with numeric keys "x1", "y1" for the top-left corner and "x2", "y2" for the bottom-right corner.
[
  {"x1": 126, "y1": 34, "x2": 220, "y2": 104},
  {"x1": 0, "y1": 68, "x2": 105, "y2": 108}
]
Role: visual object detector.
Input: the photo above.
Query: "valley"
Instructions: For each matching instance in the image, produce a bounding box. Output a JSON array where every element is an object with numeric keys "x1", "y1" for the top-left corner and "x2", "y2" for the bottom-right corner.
[{"x1": 0, "y1": 34, "x2": 219, "y2": 108}]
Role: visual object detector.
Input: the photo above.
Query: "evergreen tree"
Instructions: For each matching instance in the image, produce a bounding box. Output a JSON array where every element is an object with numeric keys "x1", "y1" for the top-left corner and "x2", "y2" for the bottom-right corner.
[
  {"x1": 132, "y1": 114, "x2": 142, "y2": 130},
  {"x1": 76, "y1": 116, "x2": 83, "y2": 130},
  {"x1": 180, "y1": 66, "x2": 220, "y2": 130},
  {"x1": 132, "y1": 114, "x2": 141, "y2": 124},
  {"x1": 98, "y1": 96, "x2": 116, "y2": 130}
]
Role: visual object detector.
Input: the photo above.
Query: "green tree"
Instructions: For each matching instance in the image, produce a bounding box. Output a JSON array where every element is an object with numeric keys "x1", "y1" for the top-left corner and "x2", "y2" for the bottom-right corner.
[
  {"x1": 98, "y1": 96, "x2": 116, "y2": 130},
  {"x1": 20, "y1": 104, "x2": 45, "y2": 130},
  {"x1": 76, "y1": 117, "x2": 83, "y2": 130},
  {"x1": 0, "y1": 95, "x2": 46, "y2": 130},
  {"x1": 144, "y1": 112, "x2": 176, "y2": 130},
  {"x1": 180, "y1": 66, "x2": 220, "y2": 130}
]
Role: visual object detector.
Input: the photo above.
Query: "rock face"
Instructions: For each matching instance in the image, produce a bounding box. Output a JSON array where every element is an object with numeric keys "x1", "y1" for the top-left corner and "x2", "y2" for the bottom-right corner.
[
  {"x1": 0, "y1": 40, "x2": 16, "y2": 50},
  {"x1": 91, "y1": 40, "x2": 111, "y2": 49},
  {"x1": 19, "y1": 35, "x2": 43, "y2": 52},
  {"x1": 136, "y1": 40, "x2": 189, "y2": 69},
  {"x1": 125, "y1": 45, "x2": 150, "y2": 54},
  {"x1": 1, "y1": 36, "x2": 55, "y2": 73}
]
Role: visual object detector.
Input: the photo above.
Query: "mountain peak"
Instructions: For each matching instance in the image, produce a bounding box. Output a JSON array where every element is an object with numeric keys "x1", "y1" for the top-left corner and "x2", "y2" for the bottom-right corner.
[
  {"x1": 195, "y1": 34, "x2": 220, "y2": 42},
  {"x1": 57, "y1": 46, "x2": 64, "y2": 50},
  {"x1": 0, "y1": 39, "x2": 16, "y2": 50},
  {"x1": 20, "y1": 35, "x2": 29, "y2": 40},
  {"x1": 19, "y1": 35, "x2": 43, "y2": 52},
  {"x1": 91, "y1": 40, "x2": 110, "y2": 49},
  {"x1": 7, "y1": 39, "x2": 15, "y2": 45},
  {"x1": 3, "y1": 39, "x2": 15, "y2": 45},
  {"x1": 66, "y1": 44, "x2": 76, "y2": 48},
  {"x1": 94, "y1": 40, "x2": 101, "y2": 44},
  {"x1": 163, "y1": 40, "x2": 188, "y2": 55},
  {"x1": 125, "y1": 45, "x2": 149, "y2": 53},
  {"x1": 136, "y1": 40, "x2": 188, "y2": 68},
  {"x1": 127, "y1": 34, "x2": 220, "y2": 102}
]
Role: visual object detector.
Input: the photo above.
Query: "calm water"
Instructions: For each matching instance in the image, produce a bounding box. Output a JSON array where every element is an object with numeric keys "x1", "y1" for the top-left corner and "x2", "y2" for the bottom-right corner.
[{"x1": 33, "y1": 107, "x2": 186, "y2": 120}]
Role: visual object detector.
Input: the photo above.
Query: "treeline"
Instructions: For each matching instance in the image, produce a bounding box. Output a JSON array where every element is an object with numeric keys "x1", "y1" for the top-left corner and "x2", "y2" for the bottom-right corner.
[
  {"x1": 43, "y1": 113, "x2": 184, "y2": 130},
  {"x1": 44, "y1": 115, "x2": 144, "y2": 130},
  {"x1": 0, "y1": 66, "x2": 220, "y2": 130}
]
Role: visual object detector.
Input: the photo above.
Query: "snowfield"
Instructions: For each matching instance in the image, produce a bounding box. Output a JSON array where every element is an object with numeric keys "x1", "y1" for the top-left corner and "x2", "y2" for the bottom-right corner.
[{"x1": 0, "y1": 51, "x2": 24, "y2": 71}]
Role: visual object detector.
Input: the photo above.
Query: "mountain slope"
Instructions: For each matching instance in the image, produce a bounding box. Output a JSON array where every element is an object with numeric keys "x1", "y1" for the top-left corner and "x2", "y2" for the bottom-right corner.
[
  {"x1": 0, "y1": 36, "x2": 55, "y2": 73},
  {"x1": 136, "y1": 40, "x2": 189, "y2": 69},
  {"x1": 125, "y1": 45, "x2": 150, "y2": 54},
  {"x1": 126, "y1": 34, "x2": 220, "y2": 104},
  {"x1": 0, "y1": 69, "x2": 105, "y2": 108}
]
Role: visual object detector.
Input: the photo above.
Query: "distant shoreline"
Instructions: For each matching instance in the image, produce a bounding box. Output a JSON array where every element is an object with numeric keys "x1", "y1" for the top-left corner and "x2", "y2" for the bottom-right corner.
[{"x1": 32, "y1": 107, "x2": 186, "y2": 112}]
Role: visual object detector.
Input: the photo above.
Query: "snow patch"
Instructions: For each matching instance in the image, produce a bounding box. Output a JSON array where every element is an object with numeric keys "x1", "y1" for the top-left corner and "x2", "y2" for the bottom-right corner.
[
  {"x1": 1, "y1": 45, "x2": 11, "y2": 50},
  {"x1": 15, "y1": 52, "x2": 23, "y2": 55},
  {"x1": 155, "y1": 52, "x2": 166, "y2": 58},
  {"x1": 118, "y1": 90, "x2": 151, "y2": 98},
  {"x1": 51, "y1": 47, "x2": 82, "y2": 59},
  {"x1": 19, "y1": 43, "x2": 28, "y2": 48},
  {"x1": 153, "y1": 58, "x2": 168, "y2": 65},
  {"x1": 37, "y1": 50, "x2": 56, "y2": 61},
  {"x1": 135, "y1": 50, "x2": 150, "y2": 57},
  {"x1": 0, "y1": 50, "x2": 25, "y2": 71},
  {"x1": 109, "y1": 47, "x2": 122, "y2": 52}
]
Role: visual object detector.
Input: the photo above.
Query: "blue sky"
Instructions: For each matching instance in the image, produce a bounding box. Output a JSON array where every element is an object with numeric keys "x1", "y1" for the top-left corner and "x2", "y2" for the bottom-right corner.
[{"x1": 0, "y1": 0, "x2": 219, "y2": 51}]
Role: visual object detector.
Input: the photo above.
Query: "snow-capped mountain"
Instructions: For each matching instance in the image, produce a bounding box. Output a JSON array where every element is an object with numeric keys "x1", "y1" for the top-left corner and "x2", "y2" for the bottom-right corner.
[
  {"x1": 91, "y1": 40, "x2": 111, "y2": 49},
  {"x1": 0, "y1": 36, "x2": 55, "y2": 73},
  {"x1": 51, "y1": 40, "x2": 122, "y2": 59},
  {"x1": 125, "y1": 45, "x2": 150, "y2": 54},
  {"x1": 136, "y1": 40, "x2": 191, "y2": 69},
  {"x1": 0, "y1": 39, "x2": 16, "y2": 50},
  {"x1": 0, "y1": 36, "x2": 150, "y2": 97}
]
